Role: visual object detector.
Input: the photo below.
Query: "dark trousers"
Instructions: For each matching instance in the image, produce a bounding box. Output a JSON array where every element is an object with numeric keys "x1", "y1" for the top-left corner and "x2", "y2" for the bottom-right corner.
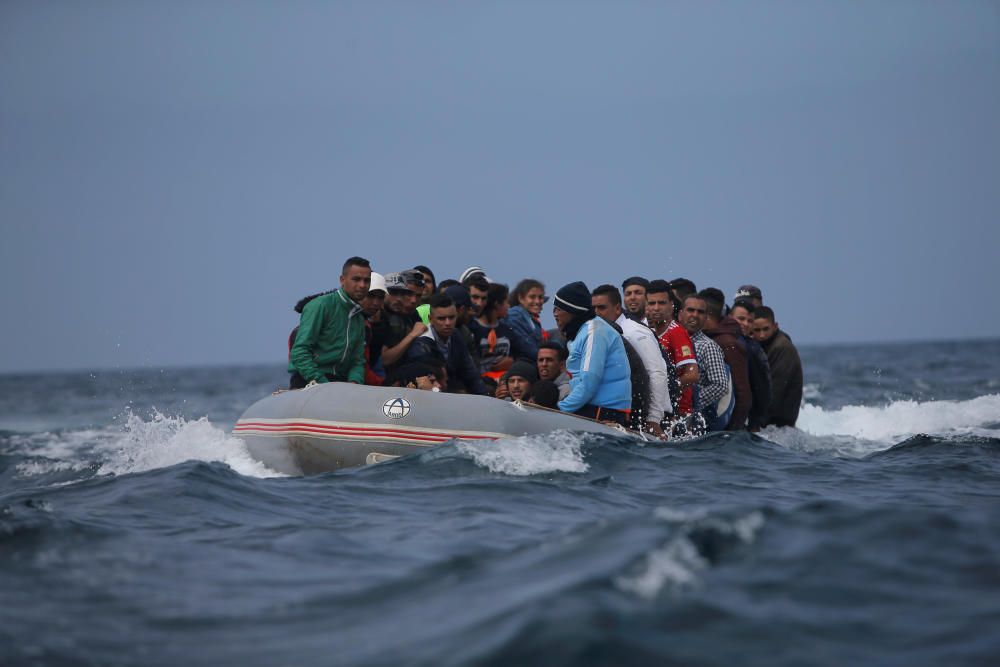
[
  {"x1": 574, "y1": 404, "x2": 630, "y2": 428},
  {"x1": 289, "y1": 372, "x2": 341, "y2": 389}
]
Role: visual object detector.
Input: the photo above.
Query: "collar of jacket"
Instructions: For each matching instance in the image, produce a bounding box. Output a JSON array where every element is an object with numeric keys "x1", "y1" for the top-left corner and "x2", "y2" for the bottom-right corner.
[{"x1": 336, "y1": 288, "x2": 365, "y2": 317}]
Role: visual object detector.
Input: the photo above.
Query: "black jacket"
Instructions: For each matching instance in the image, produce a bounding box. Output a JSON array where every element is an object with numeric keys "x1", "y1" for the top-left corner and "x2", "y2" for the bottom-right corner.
[
  {"x1": 761, "y1": 330, "x2": 803, "y2": 427},
  {"x1": 406, "y1": 330, "x2": 489, "y2": 396}
]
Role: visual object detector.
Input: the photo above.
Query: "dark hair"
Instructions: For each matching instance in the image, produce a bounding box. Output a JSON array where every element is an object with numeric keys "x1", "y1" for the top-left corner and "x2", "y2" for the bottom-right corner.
[
  {"x1": 413, "y1": 265, "x2": 435, "y2": 290},
  {"x1": 683, "y1": 293, "x2": 706, "y2": 309},
  {"x1": 528, "y1": 380, "x2": 560, "y2": 409},
  {"x1": 621, "y1": 276, "x2": 649, "y2": 291},
  {"x1": 509, "y1": 278, "x2": 545, "y2": 307},
  {"x1": 698, "y1": 289, "x2": 724, "y2": 320},
  {"x1": 483, "y1": 283, "x2": 509, "y2": 317},
  {"x1": 342, "y1": 256, "x2": 371, "y2": 276},
  {"x1": 753, "y1": 306, "x2": 776, "y2": 322},
  {"x1": 428, "y1": 293, "x2": 454, "y2": 311},
  {"x1": 731, "y1": 300, "x2": 755, "y2": 315},
  {"x1": 591, "y1": 283, "x2": 622, "y2": 306},
  {"x1": 539, "y1": 340, "x2": 569, "y2": 362},
  {"x1": 670, "y1": 278, "x2": 697, "y2": 301},
  {"x1": 437, "y1": 279, "x2": 459, "y2": 292},
  {"x1": 646, "y1": 279, "x2": 671, "y2": 296},
  {"x1": 464, "y1": 275, "x2": 490, "y2": 292}
]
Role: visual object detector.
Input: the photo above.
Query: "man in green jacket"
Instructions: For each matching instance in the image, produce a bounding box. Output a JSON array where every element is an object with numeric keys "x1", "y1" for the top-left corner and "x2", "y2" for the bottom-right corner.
[{"x1": 288, "y1": 256, "x2": 372, "y2": 389}]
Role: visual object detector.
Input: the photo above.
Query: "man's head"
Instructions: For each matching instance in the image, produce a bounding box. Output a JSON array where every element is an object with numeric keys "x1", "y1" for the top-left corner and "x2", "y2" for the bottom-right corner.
[
  {"x1": 645, "y1": 279, "x2": 675, "y2": 326},
  {"x1": 482, "y1": 283, "x2": 510, "y2": 320},
  {"x1": 698, "y1": 288, "x2": 726, "y2": 328},
  {"x1": 443, "y1": 285, "x2": 473, "y2": 325},
  {"x1": 751, "y1": 306, "x2": 778, "y2": 343},
  {"x1": 361, "y1": 272, "x2": 387, "y2": 318},
  {"x1": 669, "y1": 278, "x2": 697, "y2": 305},
  {"x1": 552, "y1": 281, "x2": 593, "y2": 336},
  {"x1": 537, "y1": 341, "x2": 568, "y2": 381},
  {"x1": 734, "y1": 285, "x2": 763, "y2": 309},
  {"x1": 437, "y1": 279, "x2": 459, "y2": 293},
  {"x1": 503, "y1": 360, "x2": 539, "y2": 401},
  {"x1": 621, "y1": 277, "x2": 649, "y2": 319},
  {"x1": 392, "y1": 362, "x2": 442, "y2": 392},
  {"x1": 731, "y1": 301, "x2": 755, "y2": 337},
  {"x1": 459, "y1": 266, "x2": 491, "y2": 285},
  {"x1": 340, "y1": 256, "x2": 372, "y2": 303},
  {"x1": 413, "y1": 265, "x2": 436, "y2": 299},
  {"x1": 466, "y1": 276, "x2": 490, "y2": 317},
  {"x1": 383, "y1": 272, "x2": 419, "y2": 315},
  {"x1": 591, "y1": 284, "x2": 624, "y2": 325},
  {"x1": 427, "y1": 294, "x2": 457, "y2": 340},
  {"x1": 681, "y1": 295, "x2": 708, "y2": 335}
]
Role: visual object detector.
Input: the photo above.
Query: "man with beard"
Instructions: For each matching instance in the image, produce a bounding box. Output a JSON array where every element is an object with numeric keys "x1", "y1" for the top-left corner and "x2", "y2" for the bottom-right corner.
[
  {"x1": 681, "y1": 294, "x2": 732, "y2": 431},
  {"x1": 288, "y1": 256, "x2": 372, "y2": 389},
  {"x1": 752, "y1": 306, "x2": 803, "y2": 427},
  {"x1": 552, "y1": 281, "x2": 631, "y2": 426},
  {"x1": 621, "y1": 276, "x2": 649, "y2": 323}
]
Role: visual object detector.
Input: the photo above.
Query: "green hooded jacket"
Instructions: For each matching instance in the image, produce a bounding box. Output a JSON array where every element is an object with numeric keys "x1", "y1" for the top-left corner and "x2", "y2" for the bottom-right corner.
[{"x1": 288, "y1": 288, "x2": 366, "y2": 384}]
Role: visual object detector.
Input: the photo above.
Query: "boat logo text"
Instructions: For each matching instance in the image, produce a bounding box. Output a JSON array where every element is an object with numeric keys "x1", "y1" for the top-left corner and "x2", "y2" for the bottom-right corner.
[{"x1": 383, "y1": 397, "x2": 411, "y2": 419}]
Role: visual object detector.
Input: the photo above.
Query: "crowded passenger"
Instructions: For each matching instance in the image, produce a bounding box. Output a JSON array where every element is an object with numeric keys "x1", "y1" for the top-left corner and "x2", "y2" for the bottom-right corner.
[
  {"x1": 469, "y1": 283, "x2": 533, "y2": 390},
  {"x1": 285, "y1": 259, "x2": 803, "y2": 439},
  {"x1": 506, "y1": 279, "x2": 548, "y2": 360},
  {"x1": 699, "y1": 288, "x2": 751, "y2": 431},
  {"x1": 288, "y1": 256, "x2": 371, "y2": 389},
  {"x1": 536, "y1": 341, "x2": 571, "y2": 400},
  {"x1": 647, "y1": 279, "x2": 699, "y2": 417},
  {"x1": 680, "y1": 293, "x2": 733, "y2": 431},
  {"x1": 592, "y1": 284, "x2": 670, "y2": 436},
  {"x1": 731, "y1": 300, "x2": 772, "y2": 432},
  {"x1": 552, "y1": 281, "x2": 632, "y2": 427},
  {"x1": 405, "y1": 293, "x2": 489, "y2": 395},
  {"x1": 373, "y1": 271, "x2": 426, "y2": 373},
  {"x1": 752, "y1": 306, "x2": 803, "y2": 427}
]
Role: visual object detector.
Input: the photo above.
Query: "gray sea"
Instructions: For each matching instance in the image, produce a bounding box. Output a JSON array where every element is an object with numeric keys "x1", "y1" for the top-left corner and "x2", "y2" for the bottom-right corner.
[{"x1": 2, "y1": 339, "x2": 999, "y2": 666}]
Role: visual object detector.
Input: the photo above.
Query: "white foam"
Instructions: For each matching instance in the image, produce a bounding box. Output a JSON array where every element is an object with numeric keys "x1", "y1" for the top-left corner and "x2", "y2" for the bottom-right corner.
[
  {"x1": 10, "y1": 410, "x2": 285, "y2": 479},
  {"x1": 616, "y1": 536, "x2": 708, "y2": 598},
  {"x1": 96, "y1": 410, "x2": 285, "y2": 478},
  {"x1": 616, "y1": 508, "x2": 766, "y2": 599},
  {"x1": 455, "y1": 430, "x2": 590, "y2": 476},
  {"x1": 797, "y1": 394, "x2": 1000, "y2": 442}
]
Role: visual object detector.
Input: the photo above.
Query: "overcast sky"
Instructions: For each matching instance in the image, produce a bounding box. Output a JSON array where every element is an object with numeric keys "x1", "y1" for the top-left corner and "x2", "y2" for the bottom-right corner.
[{"x1": 2, "y1": 1, "x2": 998, "y2": 373}]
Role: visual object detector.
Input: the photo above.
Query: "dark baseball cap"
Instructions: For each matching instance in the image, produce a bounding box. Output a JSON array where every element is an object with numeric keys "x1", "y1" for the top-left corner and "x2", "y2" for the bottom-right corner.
[{"x1": 734, "y1": 284, "x2": 762, "y2": 301}]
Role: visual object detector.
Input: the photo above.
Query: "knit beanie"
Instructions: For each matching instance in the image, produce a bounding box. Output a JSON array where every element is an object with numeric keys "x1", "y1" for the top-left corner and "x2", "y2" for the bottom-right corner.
[
  {"x1": 503, "y1": 360, "x2": 539, "y2": 384},
  {"x1": 554, "y1": 281, "x2": 591, "y2": 314}
]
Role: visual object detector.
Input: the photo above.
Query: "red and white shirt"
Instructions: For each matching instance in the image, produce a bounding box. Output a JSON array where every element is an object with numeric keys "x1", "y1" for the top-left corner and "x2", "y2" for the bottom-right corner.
[{"x1": 659, "y1": 320, "x2": 698, "y2": 414}]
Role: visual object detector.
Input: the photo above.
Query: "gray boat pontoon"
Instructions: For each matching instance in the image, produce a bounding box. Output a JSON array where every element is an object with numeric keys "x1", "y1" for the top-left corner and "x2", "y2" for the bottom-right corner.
[{"x1": 234, "y1": 383, "x2": 631, "y2": 475}]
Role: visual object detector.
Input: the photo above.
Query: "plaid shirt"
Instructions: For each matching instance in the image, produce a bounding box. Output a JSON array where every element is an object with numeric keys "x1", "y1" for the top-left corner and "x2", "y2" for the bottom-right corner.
[{"x1": 691, "y1": 330, "x2": 730, "y2": 411}]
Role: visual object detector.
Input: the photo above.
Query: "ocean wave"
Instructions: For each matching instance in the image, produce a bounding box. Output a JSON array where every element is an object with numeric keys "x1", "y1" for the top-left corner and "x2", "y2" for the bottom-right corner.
[
  {"x1": 97, "y1": 410, "x2": 285, "y2": 478},
  {"x1": 455, "y1": 430, "x2": 593, "y2": 476},
  {"x1": 615, "y1": 507, "x2": 766, "y2": 599},
  {"x1": 7, "y1": 410, "x2": 285, "y2": 480},
  {"x1": 798, "y1": 393, "x2": 1000, "y2": 441}
]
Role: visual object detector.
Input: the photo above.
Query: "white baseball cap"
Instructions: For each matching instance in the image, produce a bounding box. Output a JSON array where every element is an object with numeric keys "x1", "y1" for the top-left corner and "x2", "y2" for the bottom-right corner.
[{"x1": 369, "y1": 272, "x2": 387, "y2": 294}]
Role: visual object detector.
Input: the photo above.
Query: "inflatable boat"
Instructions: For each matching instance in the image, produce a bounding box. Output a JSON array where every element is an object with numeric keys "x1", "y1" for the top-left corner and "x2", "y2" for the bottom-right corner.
[{"x1": 233, "y1": 383, "x2": 630, "y2": 475}]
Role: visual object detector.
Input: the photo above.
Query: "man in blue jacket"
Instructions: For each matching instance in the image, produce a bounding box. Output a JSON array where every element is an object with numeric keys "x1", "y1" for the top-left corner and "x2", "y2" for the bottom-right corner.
[{"x1": 552, "y1": 281, "x2": 632, "y2": 427}]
